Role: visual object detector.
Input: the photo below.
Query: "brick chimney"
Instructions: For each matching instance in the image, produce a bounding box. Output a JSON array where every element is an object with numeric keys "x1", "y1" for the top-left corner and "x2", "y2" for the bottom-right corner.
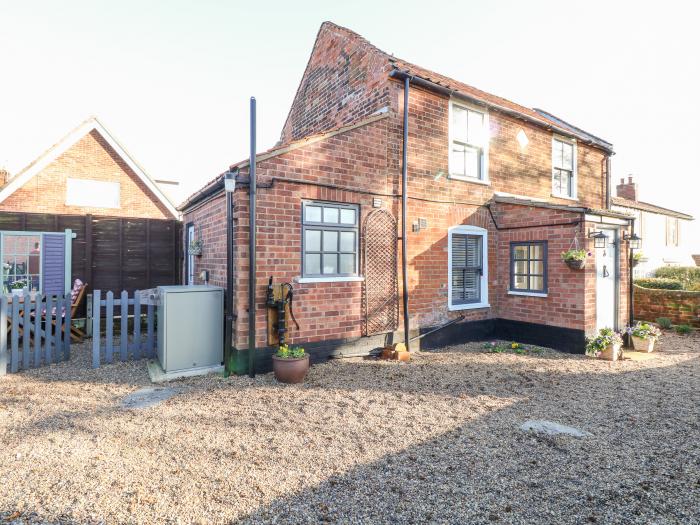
[
  {"x1": 0, "y1": 168, "x2": 10, "y2": 186},
  {"x1": 616, "y1": 175, "x2": 638, "y2": 201}
]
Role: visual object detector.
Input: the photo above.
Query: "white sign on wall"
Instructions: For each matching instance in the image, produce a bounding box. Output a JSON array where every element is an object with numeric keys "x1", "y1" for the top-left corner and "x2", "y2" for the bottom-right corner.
[{"x1": 65, "y1": 178, "x2": 120, "y2": 208}]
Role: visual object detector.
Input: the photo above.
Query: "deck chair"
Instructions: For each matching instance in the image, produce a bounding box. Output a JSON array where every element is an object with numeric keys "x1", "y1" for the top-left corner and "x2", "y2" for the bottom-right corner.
[{"x1": 44, "y1": 279, "x2": 88, "y2": 343}]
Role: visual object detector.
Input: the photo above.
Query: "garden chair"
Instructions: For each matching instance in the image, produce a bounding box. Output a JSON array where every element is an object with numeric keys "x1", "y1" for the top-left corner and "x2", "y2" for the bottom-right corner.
[{"x1": 36, "y1": 279, "x2": 88, "y2": 343}]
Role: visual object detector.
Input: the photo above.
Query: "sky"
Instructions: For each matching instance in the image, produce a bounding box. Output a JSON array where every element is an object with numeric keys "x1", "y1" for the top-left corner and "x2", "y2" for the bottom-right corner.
[{"x1": 1, "y1": 0, "x2": 699, "y2": 244}]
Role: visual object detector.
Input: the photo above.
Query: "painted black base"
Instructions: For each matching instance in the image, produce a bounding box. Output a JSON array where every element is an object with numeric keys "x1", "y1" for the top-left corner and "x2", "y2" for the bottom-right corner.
[{"x1": 232, "y1": 318, "x2": 586, "y2": 375}]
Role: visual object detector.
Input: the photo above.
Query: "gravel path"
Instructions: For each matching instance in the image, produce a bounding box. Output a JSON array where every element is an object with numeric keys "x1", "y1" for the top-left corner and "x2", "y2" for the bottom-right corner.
[{"x1": 1, "y1": 333, "x2": 699, "y2": 524}]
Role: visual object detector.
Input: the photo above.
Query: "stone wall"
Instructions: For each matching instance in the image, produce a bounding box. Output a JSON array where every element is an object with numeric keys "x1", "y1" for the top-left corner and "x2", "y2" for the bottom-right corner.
[{"x1": 634, "y1": 285, "x2": 700, "y2": 327}]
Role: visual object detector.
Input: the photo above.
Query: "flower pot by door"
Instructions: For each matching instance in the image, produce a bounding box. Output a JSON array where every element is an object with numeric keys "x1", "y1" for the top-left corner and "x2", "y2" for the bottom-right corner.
[
  {"x1": 272, "y1": 355, "x2": 310, "y2": 384},
  {"x1": 599, "y1": 343, "x2": 622, "y2": 361},
  {"x1": 631, "y1": 336, "x2": 656, "y2": 353}
]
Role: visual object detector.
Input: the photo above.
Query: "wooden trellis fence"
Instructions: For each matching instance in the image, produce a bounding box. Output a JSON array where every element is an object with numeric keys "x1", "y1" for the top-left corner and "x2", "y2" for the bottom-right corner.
[
  {"x1": 90, "y1": 290, "x2": 157, "y2": 368},
  {"x1": 0, "y1": 292, "x2": 71, "y2": 375}
]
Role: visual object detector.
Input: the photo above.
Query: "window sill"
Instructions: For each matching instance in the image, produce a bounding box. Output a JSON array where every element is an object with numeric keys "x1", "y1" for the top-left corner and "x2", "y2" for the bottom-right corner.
[
  {"x1": 551, "y1": 193, "x2": 578, "y2": 202},
  {"x1": 508, "y1": 290, "x2": 548, "y2": 298},
  {"x1": 448, "y1": 175, "x2": 491, "y2": 186},
  {"x1": 296, "y1": 276, "x2": 364, "y2": 284},
  {"x1": 448, "y1": 302, "x2": 490, "y2": 311}
]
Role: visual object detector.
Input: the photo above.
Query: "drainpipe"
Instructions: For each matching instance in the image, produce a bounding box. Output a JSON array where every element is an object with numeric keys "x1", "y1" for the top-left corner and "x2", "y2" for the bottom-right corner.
[
  {"x1": 248, "y1": 97, "x2": 257, "y2": 378},
  {"x1": 605, "y1": 155, "x2": 612, "y2": 210},
  {"x1": 628, "y1": 218, "x2": 635, "y2": 328},
  {"x1": 401, "y1": 76, "x2": 411, "y2": 351},
  {"x1": 224, "y1": 172, "x2": 234, "y2": 377}
]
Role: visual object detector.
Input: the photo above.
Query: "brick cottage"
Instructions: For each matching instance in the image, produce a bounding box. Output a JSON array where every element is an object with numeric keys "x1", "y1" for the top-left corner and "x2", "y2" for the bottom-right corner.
[{"x1": 180, "y1": 22, "x2": 635, "y2": 373}]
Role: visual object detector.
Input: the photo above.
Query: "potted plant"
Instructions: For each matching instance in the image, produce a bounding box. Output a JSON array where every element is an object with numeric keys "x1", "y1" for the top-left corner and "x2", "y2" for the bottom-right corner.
[
  {"x1": 627, "y1": 321, "x2": 661, "y2": 352},
  {"x1": 631, "y1": 252, "x2": 643, "y2": 268},
  {"x1": 272, "y1": 343, "x2": 309, "y2": 384},
  {"x1": 10, "y1": 280, "x2": 28, "y2": 296},
  {"x1": 586, "y1": 328, "x2": 623, "y2": 361},
  {"x1": 561, "y1": 249, "x2": 590, "y2": 270},
  {"x1": 188, "y1": 239, "x2": 203, "y2": 256}
]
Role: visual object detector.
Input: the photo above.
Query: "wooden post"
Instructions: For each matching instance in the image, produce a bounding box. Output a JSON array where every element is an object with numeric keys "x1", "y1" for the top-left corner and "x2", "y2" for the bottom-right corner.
[
  {"x1": 146, "y1": 221, "x2": 151, "y2": 288},
  {"x1": 33, "y1": 294, "x2": 42, "y2": 367},
  {"x1": 85, "y1": 214, "x2": 93, "y2": 301},
  {"x1": 64, "y1": 294, "x2": 71, "y2": 360},
  {"x1": 11, "y1": 300, "x2": 19, "y2": 372},
  {"x1": 146, "y1": 303, "x2": 154, "y2": 358},
  {"x1": 120, "y1": 290, "x2": 128, "y2": 361},
  {"x1": 44, "y1": 295, "x2": 53, "y2": 364},
  {"x1": 22, "y1": 292, "x2": 31, "y2": 369},
  {"x1": 106, "y1": 291, "x2": 114, "y2": 363},
  {"x1": 92, "y1": 290, "x2": 101, "y2": 368},
  {"x1": 133, "y1": 290, "x2": 141, "y2": 360},
  {"x1": 54, "y1": 295, "x2": 63, "y2": 361},
  {"x1": 0, "y1": 296, "x2": 7, "y2": 376},
  {"x1": 86, "y1": 293, "x2": 93, "y2": 337}
]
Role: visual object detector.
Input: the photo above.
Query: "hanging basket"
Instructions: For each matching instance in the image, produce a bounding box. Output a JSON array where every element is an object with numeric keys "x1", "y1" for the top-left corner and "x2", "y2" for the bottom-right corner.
[{"x1": 564, "y1": 258, "x2": 586, "y2": 270}]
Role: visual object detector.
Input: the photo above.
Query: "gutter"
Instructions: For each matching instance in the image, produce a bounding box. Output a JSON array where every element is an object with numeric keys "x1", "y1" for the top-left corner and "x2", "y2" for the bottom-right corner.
[{"x1": 389, "y1": 70, "x2": 615, "y2": 155}]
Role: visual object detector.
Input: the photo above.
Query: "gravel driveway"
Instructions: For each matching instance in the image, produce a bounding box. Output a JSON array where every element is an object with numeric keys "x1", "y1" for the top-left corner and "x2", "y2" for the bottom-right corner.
[{"x1": 1, "y1": 333, "x2": 699, "y2": 524}]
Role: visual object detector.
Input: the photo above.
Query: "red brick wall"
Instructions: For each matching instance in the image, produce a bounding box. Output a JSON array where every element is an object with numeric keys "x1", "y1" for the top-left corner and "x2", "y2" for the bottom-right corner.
[
  {"x1": 184, "y1": 193, "x2": 228, "y2": 287},
  {"x1": 0, "y1": 130, "x2": 174, "y2": 219},
  {"x1": 634, "y1": 286, "x2": 700, "y2": 327},
  {"x1": 279, "y1": 22, "x2": 392, "y2": 144}
]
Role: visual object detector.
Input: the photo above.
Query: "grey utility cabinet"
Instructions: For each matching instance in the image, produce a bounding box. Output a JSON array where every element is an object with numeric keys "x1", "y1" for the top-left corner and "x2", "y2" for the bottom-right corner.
[{"x1": 156, "y1": 285, "x2": 223, "y2": 373}]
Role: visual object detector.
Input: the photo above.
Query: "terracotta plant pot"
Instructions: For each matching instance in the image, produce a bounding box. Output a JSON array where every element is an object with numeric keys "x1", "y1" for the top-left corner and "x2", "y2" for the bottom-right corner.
[
  {"x1": 272, "y1": 355, "x2": 310, "y2": 384},
  {"x1": 565, "y1": 258, "x2": 586, "y2": 270},
  {"x1": 631, "y1": 335, "x2": 656, "y2": 353},
  {"x1": 598, "y1": 343, "x2": 622, "y2": 361}
]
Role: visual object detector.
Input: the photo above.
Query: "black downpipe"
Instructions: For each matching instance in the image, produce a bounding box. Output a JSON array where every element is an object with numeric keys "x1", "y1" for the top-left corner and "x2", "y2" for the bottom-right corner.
[
  {"x1": 628, "y1": 218, "x2": 636, "y2": 328},
  {"x1": 401, "y1": 77, "x2": 411, "y2": 350},
  {"x1": 605, "y1": 155, "x2": 612, "y2": 210},
  {"x1": 224, "y1": 181, "x2": 233, "y2": 376},
  {"x1": 248, "y1": 97, "x2": 257, "y2": 378}
]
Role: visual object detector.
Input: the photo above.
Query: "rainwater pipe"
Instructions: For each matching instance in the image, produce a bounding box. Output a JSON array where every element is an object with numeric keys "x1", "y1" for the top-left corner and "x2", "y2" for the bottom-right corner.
[
  {"x1": 248, "y1": 97, "x2": 257, "y2": 378},
  {"x1": 400, "y1": 76, "x2": 411, "y2": 351}
]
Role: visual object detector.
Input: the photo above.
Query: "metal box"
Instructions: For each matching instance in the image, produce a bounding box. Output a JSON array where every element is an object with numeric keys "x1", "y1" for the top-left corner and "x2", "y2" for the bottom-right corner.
[{"x1": 156, "y1": 285, "x2": 223, "y2": 373}]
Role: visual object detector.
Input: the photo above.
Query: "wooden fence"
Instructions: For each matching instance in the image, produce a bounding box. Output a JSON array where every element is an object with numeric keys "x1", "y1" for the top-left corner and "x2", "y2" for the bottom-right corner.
[
  {"x1": 91, "y1": 290, "x2": 157, "y2": 368},
  {"x1": 0, "y1": 212, "x2": 182, "y2": 303},
  {"x1": 0, "y1": 292, "x2": 71, "y2": 375}
]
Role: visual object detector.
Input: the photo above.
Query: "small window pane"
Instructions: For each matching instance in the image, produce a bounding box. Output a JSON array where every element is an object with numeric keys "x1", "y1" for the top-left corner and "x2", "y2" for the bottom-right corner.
[
  {"x1": 513, "y1": 245, "x2": 528, "y2": 260},
  {"x1": 339, "y1": 253, "x2": 355, "y2": 274},
  {"x1": 323, "y1": 207, "x2": 339, "y2": 224},
  {"x1": 530, "y1": 261, "x2": 544, "y2": 275},
  {"x1": 340, "y1": 231, "x2": 355, "y2": 252},
  {"x1": 530, "y1": 276, "x2": 544, "y2": 291},
  {"x1": 340, "y1": 208, "x2": 356, "y2": 225},
  {"x1": 452, "y1": 105, "x2": 469, "y2": 143},
  {"x1": 464, "y1": 145, "x2": 480, "y2": 178},
  {"x1": 553, "y1": 140, "x2": 564, "y2": 168},
  {"x1": 467, "y1": 110, "x2": 485, "y2": 145},
  {"x1": 560, "y1": 171, "x2": 570, "y2": 196},
  {"x1": 514, "y1": 275, "x2": 528, "y2": 290},
  {"x1": 323, "y1": 231, "x2": 338, "y2": 252},
  {"x1": 305, "y1": 254, "x2": 321, "y2": 275},
  {"x1": 530, "y1": 244, "x2": 544, "y2": 259},
  {"x1": 323, "y1": 254, "x2": 338, "y2": 274},
  {"x1": 562, "y1": 143, "x2": 573, "y2": 169},
  {"x1": 305, "y1": 230, "x2": 321, "y2": 251},
  {"x1": 514, "y1": 260, "x2": 528, "y2": 274},
  {"x1": 305, "y1": 206, "x2": 322, "y2": 222},
  {"x1": 451, "y1": 144, "x2": 466, "y2": 176}
]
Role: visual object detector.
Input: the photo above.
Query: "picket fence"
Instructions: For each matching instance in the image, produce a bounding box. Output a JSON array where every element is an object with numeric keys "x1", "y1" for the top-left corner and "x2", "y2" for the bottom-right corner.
[
  {"x1": 90, "y1": 290, "x2": 157, "y2": 368},
  {"x1": 0, "y1": 292, "x2": 72, "y2": 375}
]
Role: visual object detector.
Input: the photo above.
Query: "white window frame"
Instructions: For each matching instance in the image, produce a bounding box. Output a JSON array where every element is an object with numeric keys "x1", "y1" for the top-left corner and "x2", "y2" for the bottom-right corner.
[
  {"x1": 551, "y1": 135, "x2": 577, "y2": 200},
  {"x1": 448, "y1": 100, "x2": 490, "y2": 185},
  {"x1": 447, "y1": 225, "x2": 489, "y2": 311}
]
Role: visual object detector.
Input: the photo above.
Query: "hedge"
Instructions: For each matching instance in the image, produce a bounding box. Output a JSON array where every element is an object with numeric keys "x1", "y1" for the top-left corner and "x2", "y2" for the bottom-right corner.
[
  {"x1": 654, "y1": 266, "x2": 700, "y2": 288},
  {"x1": 634, "y1": 277, "x2": 683, "y2": 290}
]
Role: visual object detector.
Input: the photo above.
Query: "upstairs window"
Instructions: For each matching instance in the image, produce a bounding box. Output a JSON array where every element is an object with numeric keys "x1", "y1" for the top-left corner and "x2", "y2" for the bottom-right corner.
[
  {"x1": 666, "y1": 217, "x2": 679, "y2": 247},
  {"x1": 449, "y1": 102, "x2": 489, "y2": 182},
  {"x1": 302, "y1": 201, "x2": 359, "y2": 278},
  {"x1": 448, "y1": 225, "x2": 489, "y2": 310},
  {"x1": 552, "y1": 137, "x2": 576, "y2": 199}
]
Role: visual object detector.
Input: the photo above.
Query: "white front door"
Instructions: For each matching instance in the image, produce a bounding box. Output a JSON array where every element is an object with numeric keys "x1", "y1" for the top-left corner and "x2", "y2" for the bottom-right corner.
[
  {"x1": 596, "y1": 227, "x2": 618, "y2": 331},
  {"x1": 186, "y1": 224, "x2": 195, "y2": 285}
]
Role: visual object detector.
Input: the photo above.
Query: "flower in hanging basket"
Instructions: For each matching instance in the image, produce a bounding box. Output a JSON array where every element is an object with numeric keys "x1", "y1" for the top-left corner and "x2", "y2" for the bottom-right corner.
[
  {"x1": 561, "y1": 249, "x2": 589, "y2": 269},
  {"x1": 631, "y1": 251, "x2": 644, "y2": 267}
]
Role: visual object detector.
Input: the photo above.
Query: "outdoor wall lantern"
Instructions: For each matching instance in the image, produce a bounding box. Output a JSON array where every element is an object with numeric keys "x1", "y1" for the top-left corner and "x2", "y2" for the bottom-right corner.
[
  {"x1": 224, "y1": 171, "x2": 236, "y2": 193},
  {"x1": 623, "y1": 232, "x2": 642, "y2": 250},
  {"x1": 589, "y1": 229, "x2": 608, "y2": 249}
]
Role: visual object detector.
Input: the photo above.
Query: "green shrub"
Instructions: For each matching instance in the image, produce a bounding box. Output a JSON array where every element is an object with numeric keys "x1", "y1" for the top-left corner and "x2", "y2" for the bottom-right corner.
[
  {"x1": 675, "y1": 324, "x2": 692, "y2": 335},
  {"x1": 654, "y1": 267, "x2": 700, "y2": 289},
  {"x1": 635, "y1": 278, "x2": 683, "y2": 290},
  {"x1": 688, "y1": 281, "x2": 700, "y2": 292},
  {"x1": 656, "y1": 317, "x2": 673, "y2": 329}
]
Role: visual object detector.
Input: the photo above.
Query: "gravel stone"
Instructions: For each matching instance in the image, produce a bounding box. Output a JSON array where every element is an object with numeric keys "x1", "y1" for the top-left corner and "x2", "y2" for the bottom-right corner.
[{"x1": 1, "y1": 332, "x2": 699, "y2": 524}]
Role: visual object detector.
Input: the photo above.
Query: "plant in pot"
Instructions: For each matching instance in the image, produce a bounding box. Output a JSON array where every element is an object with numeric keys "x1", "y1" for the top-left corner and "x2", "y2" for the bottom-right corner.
[
  {"x1": 586, "y1": 328, "x2": 624, "y2": 361},
  {"x1": 188, "y1": 239, "x2": 203, "y2": 256},
  {"x1": 272, "y1": 343, "x2": 309, "y2": 384},
  {"x1": 561, "y1": 249, "x2": 590, "y2": 270},
  {"x1": 627, "y1": 321, "x2": 661, "y2": 353},
  {"x1": 10, "y1": 280, "x2": 28, "y2": 296}
]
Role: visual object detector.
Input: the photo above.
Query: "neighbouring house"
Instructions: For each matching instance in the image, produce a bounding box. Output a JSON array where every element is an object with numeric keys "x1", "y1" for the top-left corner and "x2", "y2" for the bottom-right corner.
[
  {"x1": 180, "y1": 22, "x2": 635, "y2": 373},
  {"x1": 0, "y1": 118, "x2": 182, "y2": 295},
  {"x1": 611, "y1": 176, "x2": 694, "y2": 277}
]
